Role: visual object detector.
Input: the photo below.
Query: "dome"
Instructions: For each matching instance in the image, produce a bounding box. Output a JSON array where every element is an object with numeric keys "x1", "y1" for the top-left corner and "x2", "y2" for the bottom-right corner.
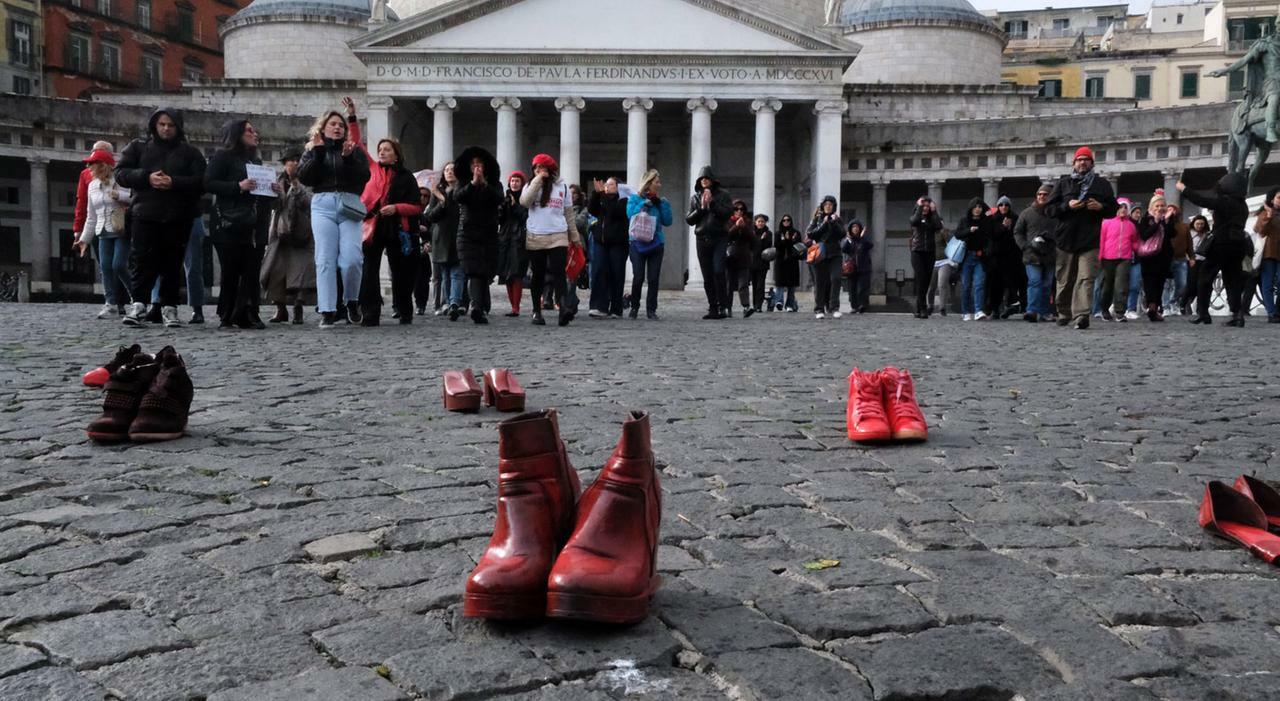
[
  {"x1": 230, "y1": 0, "x2": 398, "y2": 23},
  {"x1": 839, "y1": 0, "x2": 992, "y2": 28}
]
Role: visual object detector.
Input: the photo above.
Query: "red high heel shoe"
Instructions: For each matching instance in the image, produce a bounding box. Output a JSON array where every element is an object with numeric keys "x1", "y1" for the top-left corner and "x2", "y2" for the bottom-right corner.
[
  {"x1": 1199, "y1": 481, "x2": 1280, "y2": 565},
  {"x1": 442, "y1": 369, "x2": 482, "y2": 413},
  {"x1": 1234, "y1": 475, "x2": 1280, "y2": 531},
  {"x1": 483, "y1": 369, "x2": 526, "y2": 412}
]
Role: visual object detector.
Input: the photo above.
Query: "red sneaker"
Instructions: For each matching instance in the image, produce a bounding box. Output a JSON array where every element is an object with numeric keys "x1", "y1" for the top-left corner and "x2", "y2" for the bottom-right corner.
[
  {"x1": 847, "y1": 368, "x2": 891, "y2": 443},
  {"x1": 882, "y1": 367, "x2": 928, "y2": 442}
]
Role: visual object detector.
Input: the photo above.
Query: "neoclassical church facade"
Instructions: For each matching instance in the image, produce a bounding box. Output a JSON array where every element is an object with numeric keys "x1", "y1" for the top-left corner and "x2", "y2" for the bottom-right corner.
[{"x1": 5, "y1": 0, "x2": 1245, "y2": 298}]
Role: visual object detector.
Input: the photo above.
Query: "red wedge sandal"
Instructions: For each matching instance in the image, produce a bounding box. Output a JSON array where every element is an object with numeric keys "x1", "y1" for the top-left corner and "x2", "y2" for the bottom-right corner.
[
  {"x1": 1199, "y1": 481, "x2": 1280, "y2": 565},
  {"x1": 442, "y1": 369, "x2": 482, "y2": 413},
  {"x1": 483, "y1": 369, "x2": 526, "y2": 412}
]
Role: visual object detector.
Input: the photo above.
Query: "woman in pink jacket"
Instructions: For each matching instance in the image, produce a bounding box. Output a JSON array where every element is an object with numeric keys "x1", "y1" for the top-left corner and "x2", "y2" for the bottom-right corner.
[{"x1": 1098, "y1": 197, "x2": 1138, "y2": 321}]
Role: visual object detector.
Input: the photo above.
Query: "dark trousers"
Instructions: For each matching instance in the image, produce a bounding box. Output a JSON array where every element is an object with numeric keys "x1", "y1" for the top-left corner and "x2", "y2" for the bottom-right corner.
[
  {"x1": 812, "y1": 258, "x2": 842, "y2": 313},
  {"x1": 910, "y1": 251, "x2": 933, "y2": 314},
  {"x1": 1196, "y1": 255, "x2": 1246, "y2": 317},
  {"x1": 726, "y1": 267, "x2": 750, "y2": 311},
  {"x1": 847, "y1": 270, "x2": 872, "y2": 311},
  {"x1": 629, "y1": 245, "x2": 663, "y2": 314},
  {"x1": 696, "y1": 237, "x2": 728, "y2": 313},
  {"x1": 1003, "y1": 261, "x2": 1027, "y2": 312},
  {"x1": 528, "y1": 246, "x2": 568, "y2": 317},
  {"x1": 1181, "y1": 261, "x2": 1200, "y2": 310},
  {"x1": 359, "y1": 230, "x2": 419, "y2": 321},
  {"x1": 414, "y1": 253, "x2": 431, "y2": 310},
  {"x1": 589, "y1": 242, "x2": 628, "y2": 316},
  {"x1": 214, "y1": 240, "x2": 262, "y2": 323},
  {"x1": 750, "y1": 268, "x2": 768, "y2": 310},
  {"x1": 129, "y1": 217, "x2": 191, "y2": 308},
  {"x1": 1140, "y1": 262, "x2": 1168, "y2": 308}
]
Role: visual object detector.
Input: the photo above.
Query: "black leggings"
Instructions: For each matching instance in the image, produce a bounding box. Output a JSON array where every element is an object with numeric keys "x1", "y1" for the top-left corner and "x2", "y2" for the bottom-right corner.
[
  {"x1": 812, "y1": 258, "x2": 842, "y2": 313},
  {"x1": 528, "y1": 247, "x2": 567, "y2": 316},
  {"x1": 1140, "y1": 261, "x2": 1168, "y2": 309},
  {"x1": 910, "y1": 251, "x2": 933, "y2": 313},
  {"x1": 1196, "y1": 255, "x2": 1246, "y2": 317}
]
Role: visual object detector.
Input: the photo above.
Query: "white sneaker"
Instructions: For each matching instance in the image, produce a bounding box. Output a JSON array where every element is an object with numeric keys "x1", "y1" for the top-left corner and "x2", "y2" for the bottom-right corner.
[
  {"x1": 1092, "y1": 312, "x2": 1103, "y2": 319},
  {"x1": 588, "y1": 309, "x2": 605, "y2": 318},
  {"x1": 832, "y1": 311, "x2": 843, "y2": 319},
  {"x1": 962, "y1": 313, "x2": 973, "y2": 321},
  {"x1": 122, "y1": 302, "x2": 145, "y2": 326},
  {"x1": 815, "y1": 312, "x2": 826, "y2": 320},
  {"x1": 1124, "y1": 310, "x2": 1139, "y2": 321},
  {"x1": 433, "y1": 307, "x2": 445, "y2": 316},
  {"x1": 97, "y1": 304, "x2": 116, "y2": 319},
  {"x1": 162, "y1": 306, "x2": 181, "y2": 328},
  {"x1": 786, "y1": 307, "x2": 796, "y2": 313},
  {"x1": 975, "y1": 312, "x2": 989, "y2": 321}
]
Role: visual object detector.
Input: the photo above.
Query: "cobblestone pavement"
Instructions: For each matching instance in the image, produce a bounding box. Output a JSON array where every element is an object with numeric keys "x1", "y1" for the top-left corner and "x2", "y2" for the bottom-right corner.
[{"x1": 2, "y1": 294, "x2": 1280, "y2": 701}]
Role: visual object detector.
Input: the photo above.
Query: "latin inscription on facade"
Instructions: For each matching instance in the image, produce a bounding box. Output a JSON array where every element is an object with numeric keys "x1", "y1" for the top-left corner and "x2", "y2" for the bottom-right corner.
[{"x1": 372, "y1": 64, "x2": 838, "y2": 83}]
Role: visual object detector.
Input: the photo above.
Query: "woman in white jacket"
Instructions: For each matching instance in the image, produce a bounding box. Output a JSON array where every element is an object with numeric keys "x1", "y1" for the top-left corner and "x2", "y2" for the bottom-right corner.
[{"x1": 74, "y1": 150, "x2": 133, "y2": 318}]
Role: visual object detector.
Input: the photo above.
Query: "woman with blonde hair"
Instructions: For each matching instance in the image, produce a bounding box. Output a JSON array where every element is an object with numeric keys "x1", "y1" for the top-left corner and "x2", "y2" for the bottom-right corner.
[
  {"x1": 296, "y1": 99, "x2": 370, "y2": 328},
  {"x1": 74, "y1": 149, "x2": 132, "y2": 318},
  {"x1": 625, "y1": 169, "x2": 673, "y2": 319}
]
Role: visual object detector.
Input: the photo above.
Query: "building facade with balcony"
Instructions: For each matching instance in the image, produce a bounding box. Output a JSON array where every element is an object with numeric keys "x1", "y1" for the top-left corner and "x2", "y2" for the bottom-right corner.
[
  {"x1": 2, "y1": 0, "x2": 41, "y2": 95},
  {"x1": 40, "y1": 0, "x2": 244, "y2": 98}
]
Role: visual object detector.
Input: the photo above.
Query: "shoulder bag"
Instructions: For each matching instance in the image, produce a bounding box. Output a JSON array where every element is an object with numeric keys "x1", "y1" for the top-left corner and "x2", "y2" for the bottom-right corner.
[
  {"x1": 339, "y1": 191, "x2": 367, "y2": 222},
  {"x1": 1135, "y1": 226, "x2": 1164, "y2": 258},
  {"x1": 629, "y1": 209, "x2": 656, "y2": 243},
  {"x1": 944, "y1": 236, "x2": 966, "y2": 265}
]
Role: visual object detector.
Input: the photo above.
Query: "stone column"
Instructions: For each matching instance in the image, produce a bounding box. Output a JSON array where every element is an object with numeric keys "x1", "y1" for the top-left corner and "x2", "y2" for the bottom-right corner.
[
  {"x1": 364, "y1": 96, "x2": 393, "y2": 151},
  {"x1": 491, "y1": 97, "x2": 522, "y2": 179},
  {"x1": 751, "y1": 98, "x2": 781, "y2": 222},
  {"x1": 982, "y1": 177, "x2": 1001, "y2": 207},
  {"x1": 812, "y1": 100, "x2": 847, "y2": 212},
  {"x1": 686, "y1": 97, "x2": 717, "y2": 288},
  {"x1": 1162, "y1": 169, "x2": 1180, "y2": 208},
  {"x1": 555, "y1": 97, "x2": 586, "y2": 188},
  {"x1": 1107, "y1": 174, "x2": 1121, "y2": 199},
  {"x1": 870, "y1": 177, "x2": 888, "y2": 295},
  {"x1": 623, "y1": 98, "x2": 653, "y2": 187},
  {"x1": 926, "y1": 178, "x2": 944, "y2": 212},
  {"x1": 29, "y1": 157, "x2": 50, "y2": 291},
  {"x1": 426, "y1": 96, "x2": 457, "y2": 171}
]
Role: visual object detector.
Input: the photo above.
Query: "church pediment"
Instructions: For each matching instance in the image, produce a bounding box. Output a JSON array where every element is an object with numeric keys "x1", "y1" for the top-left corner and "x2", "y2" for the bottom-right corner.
[{"x1": 352, "y1": 0, "x2": 858, "y2": 54}]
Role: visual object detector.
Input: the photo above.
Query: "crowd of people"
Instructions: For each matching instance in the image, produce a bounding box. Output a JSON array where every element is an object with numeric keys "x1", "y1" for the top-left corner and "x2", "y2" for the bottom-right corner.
[{"x1": 73, "y1": 104, "x2": 1280, "y2": 329}]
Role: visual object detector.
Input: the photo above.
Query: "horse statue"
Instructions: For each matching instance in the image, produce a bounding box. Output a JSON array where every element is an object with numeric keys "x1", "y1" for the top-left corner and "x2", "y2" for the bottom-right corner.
[{"x1": 1227, "y1": 94, "x2": 1273, "y2": 192}]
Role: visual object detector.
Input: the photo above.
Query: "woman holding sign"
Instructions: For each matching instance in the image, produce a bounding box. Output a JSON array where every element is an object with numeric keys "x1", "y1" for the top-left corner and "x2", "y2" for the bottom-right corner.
[
  {"x1": 204, "y1": 119, "x2": 280, "y2": 329},
  {"x1": 625, "y1": 169, "x2": 672, "y2": 320}
]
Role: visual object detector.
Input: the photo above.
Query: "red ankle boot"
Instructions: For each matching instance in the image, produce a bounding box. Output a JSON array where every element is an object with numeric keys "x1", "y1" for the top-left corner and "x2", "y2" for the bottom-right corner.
[
  {"x1": 546, "y1": 410, "x2": 661, "y2": 624},
  {"x1": 881, "y1": 367, "x2": 928, "y2": 442},
  {"x1": 464, "y1": 409, "x2": 581, "y2": 619},
  {"x1": 847, "y1": 368, "x2": 891, "y2": 443}
]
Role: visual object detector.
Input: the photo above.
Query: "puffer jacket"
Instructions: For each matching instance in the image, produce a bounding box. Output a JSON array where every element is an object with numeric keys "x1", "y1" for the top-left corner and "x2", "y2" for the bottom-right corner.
[
  {"x1": 114, "y1": 107, "x2": 207, "y2": 223},
  {"x1": 908, "y1": 206, "x2": 943, "y2": 254},
  {"x1": 297, "y1": 118, "x2": 370, "y2": 195},
  {"x1": 685, "y1": 165, "x2": 734, "y2": 240},
  {"x1": 1099, "y1": 214, "x2": 1137, "y2": 261}
]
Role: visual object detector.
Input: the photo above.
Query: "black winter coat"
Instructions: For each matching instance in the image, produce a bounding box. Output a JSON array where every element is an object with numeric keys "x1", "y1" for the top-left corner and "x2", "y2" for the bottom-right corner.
[
  {"x1": 727, "y1": 215, "x2": 755, "y2": 269},
  {"x1": 115, "y1": 107, "x2": 207, "y2": 223},
  {"x1": 990, "y1": 211, "x2": 1021, "y2": 269},
  {"x1": 805, "y1": 214, "x2": 844, "y2": 263},
  {"x1": 1137, "y1": 214, "x2": 1176, "y2": 271},
  {"x1": 1181, "y1": 172, "x2": 1251, "y2": 262},
  {"x1": 296, "y1": 135, "x2": 370, "y2": 195},
  {"x1": 588, "y1": 191, "x2": 630, "y2": 247},
  {"x1": 953, "y1": 199, "x2": 994, "y2": 261},
  {"x1": 685, "y1": 166, "x2": 734, "y2": 241},
  {"x1": 203, "y1": 147, "x2": 272, "y2": 246},
  {"x1": 1044, "y1": 171, "x2": 1118, "y2": 253},
  {"x1": 496, "y1": 190, "x2": 528, "y2": 283},
  {"x1": 752, "y1": 226, "x2": 773, "y2": 272},
  {"x1": 370, "y1": 165, "x2": 420, "y2": 246},
  {"x1": 426, "y1": 188, "x2": 460, "y2": 265},
  {"x1": 774, "y1": 226, "x2": 803, "y2": 287},
  {"x1": 1013, "y1": 205, "x2": 1055, "y2": 266},
  {"x1": 908, "y1": 207, "x2": 943, "y2": 254},
  {"x1": 454, "y1": 180, "x2": 502, "y2": 277}
]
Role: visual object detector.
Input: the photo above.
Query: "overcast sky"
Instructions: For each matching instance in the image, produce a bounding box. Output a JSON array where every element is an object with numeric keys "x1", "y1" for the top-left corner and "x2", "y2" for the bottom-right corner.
[{"x1": 973, "y1": 0, "x2": 1154, "y2": 13}]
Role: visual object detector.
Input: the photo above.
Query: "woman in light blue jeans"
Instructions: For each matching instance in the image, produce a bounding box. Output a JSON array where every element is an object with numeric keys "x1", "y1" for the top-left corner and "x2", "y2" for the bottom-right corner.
[{"x1": 295, "y1": 106, "x2": 370, "y2": 327}]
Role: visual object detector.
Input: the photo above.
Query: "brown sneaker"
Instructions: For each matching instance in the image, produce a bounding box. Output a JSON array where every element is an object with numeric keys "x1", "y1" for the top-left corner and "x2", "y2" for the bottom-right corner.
[
  {"x1": 82, "y1": 344, "x2": 149, "y2": 388},
  {"x1": 86, "y1": 355, "x2": 162, "y2": 443},
  {"x1": 128, "y1": 347, "x2": 194, "y2": 443}
]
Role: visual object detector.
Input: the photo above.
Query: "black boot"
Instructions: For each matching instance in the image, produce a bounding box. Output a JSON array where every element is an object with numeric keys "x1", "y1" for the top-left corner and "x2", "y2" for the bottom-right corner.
[{"x1": 269, "y1": 304, "x2": 289, "y2": 323}]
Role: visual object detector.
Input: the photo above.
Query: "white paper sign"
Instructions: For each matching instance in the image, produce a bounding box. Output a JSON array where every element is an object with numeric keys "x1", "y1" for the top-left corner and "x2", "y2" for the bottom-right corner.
[
  {"x1": 414, "y1": 169, "x2": 438, "y2": 190},
  {"x1": 246, "y1": 164, "x2": 278, "y2": 198}
]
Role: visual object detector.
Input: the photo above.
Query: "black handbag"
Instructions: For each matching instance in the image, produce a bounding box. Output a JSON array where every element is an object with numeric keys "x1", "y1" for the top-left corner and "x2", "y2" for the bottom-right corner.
[{"x1": 214, "y1": 197, "x2": 257, "y2": 239}]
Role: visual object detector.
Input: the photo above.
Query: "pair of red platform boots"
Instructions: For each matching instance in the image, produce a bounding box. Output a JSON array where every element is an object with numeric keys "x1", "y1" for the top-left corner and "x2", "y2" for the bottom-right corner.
[
  {"x1": 847, "y1": 367, "x2": 928, "y2": 443},
  {"x1": 464, "y1": 409, "x2": 662, "y2": 624}
]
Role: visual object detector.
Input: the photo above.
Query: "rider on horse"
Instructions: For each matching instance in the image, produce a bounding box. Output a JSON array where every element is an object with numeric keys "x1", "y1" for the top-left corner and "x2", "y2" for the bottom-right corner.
[{"x1": 1211, "y1": 18, "x2": 1280, "y2": 143}]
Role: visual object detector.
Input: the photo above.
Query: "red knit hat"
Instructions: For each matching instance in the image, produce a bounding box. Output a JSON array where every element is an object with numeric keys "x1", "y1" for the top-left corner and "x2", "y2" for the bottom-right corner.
[
  {"x1": 509, "y1": 170, "x2": 526, "y2": 182},
  {"x1": 1073, "y1": 146, "x2": 1095, "y2": 162},
  {"x1": 83, "y1": 150, "x2": 115, "y2": 166},
  {"x1": 531, "y1": 153, "x2": 558, "y2": 171}
]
